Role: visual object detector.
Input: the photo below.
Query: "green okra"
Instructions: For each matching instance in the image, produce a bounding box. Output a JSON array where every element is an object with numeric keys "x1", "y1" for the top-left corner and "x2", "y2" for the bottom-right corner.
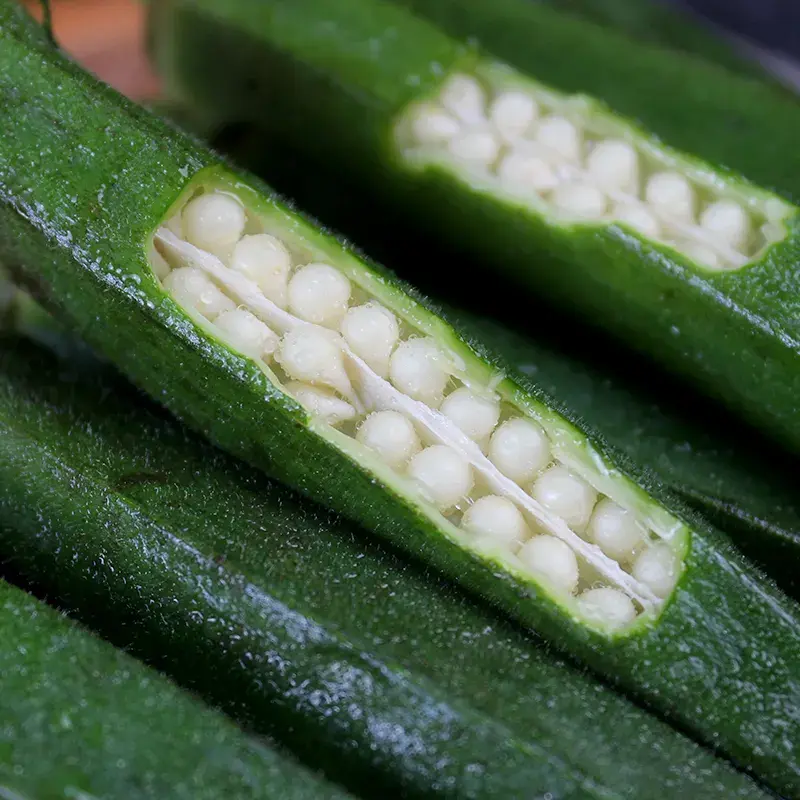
[
  {"x1": 0, "y1": 577, "x2": 345, "y2": 800},
  {"x1": 151, "y1": 0, "x2": 800, "y2": 455},
  {"x1": 1, "y1": 5, "x2": 799, "y2": 794},
  {"x1": 0, "y1": 319, "x2": 773, "y2": 800}
]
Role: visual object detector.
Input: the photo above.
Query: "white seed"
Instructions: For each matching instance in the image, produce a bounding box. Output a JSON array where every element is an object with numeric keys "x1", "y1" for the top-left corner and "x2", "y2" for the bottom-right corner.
[
  {"x1": 518, "y1": 535, "x2": 579, "y2": 594},
  {"x1": 182, "y1": 192, "x2": 246, "y2": 254},
  {"x1": 288, "y1": 263, "x2": 352, "y2": 327},
  {"x1": 645, "y1": 172, "x2": 696, "y2": 221},
  {"x1": 148, "y1": 243, "x2": 171, "y2": 280},
  {"x1": 388, "y1": 338, "x2": 450, "y2": 408},
  {"x1": 230, "y1": 234, "x2": 293, "y2": 308},
  {"x1": 440, "y1": 74, "x2": 486, "y2": 125},
  {"x1": 357, "y1": 411, "x2": 421, "y2": 470},
  {"x1": 488, "y1": 418, "x2": 551, "y2": 483},
  {"x1": 587, "y1": 499, "x2": 644, "y2": 562},
  {"x1": 276, "y1": 326, "x2": 353, "y2": 399},
  {"x1": 534, "y1": 116, "x2": 581, "y2": 162},
  {"x1": 632, "y1": 543, "x2": 679, "y2": 598},
  {"x1": 163, "y1": 267, "x2": 236, "y2": 321},
  {"x1": 699, "y1": 200, "x2": 751, "y2": 250},
  {"x1": 531, "y1": 466, "x2": 597, "y2": 532},
  {"x1": 286, "y1": 382, "x2": 357, "y2": 427},
  {"x1": 340, "y1": 303, "x2": 400, "y2": 378},
  {"x1": 410, "y1": 104, "x2": 462, "y2": 145},
  {"x1": 440, "y1": 387, "x2": 500, "y2": 443},
  {"x1": 448, "y1": 130, "x2": 501, "y2": 168},
  {"x1": 164, "y1": 213, "x2": 183, "y2": 238},
  {"x1": 213, "y1": 309, "x2": 278, "y2": 361},
  {"x1": 552, "y1": 182, "x2": 608, "y2": 220},
  {"x1": 679, "y1": 240, "x2": 722, "y2": 269},
  {"x1": 461, "y1": 495, "x2": 529, "y2": 550},
  {"x1": 577, "y1": 588, "x2": 637, "y2": 629},
  {"x1": 612, "y1": 203, "x2": 661, "y2": 239},
  {"x1": 498, "y1": 151, "x2": 559, "y2": 194},
  {"x1": 408, "y1": 445, "x2": 474, "y2": 510},
  {"x1": 586, "y1": 140, "x2": 639, "y2": 192},
  {"x1": 489, "y1": 91, "x2": 538, "y2": 141}
]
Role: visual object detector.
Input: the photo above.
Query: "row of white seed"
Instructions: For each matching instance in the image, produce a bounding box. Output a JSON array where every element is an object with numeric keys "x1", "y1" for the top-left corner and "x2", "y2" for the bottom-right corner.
[
  {"x1": 407, "y1": 73, "x2": 775, "y2": 269},
  {"x1": 155, "y1": 190, "x2": 679, "y2": 626}
]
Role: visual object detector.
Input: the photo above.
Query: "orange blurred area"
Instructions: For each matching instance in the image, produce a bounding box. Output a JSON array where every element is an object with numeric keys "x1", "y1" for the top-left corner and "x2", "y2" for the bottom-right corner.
[{"x1": 22, "y1": 0, "x2": 160, "y2": 99}]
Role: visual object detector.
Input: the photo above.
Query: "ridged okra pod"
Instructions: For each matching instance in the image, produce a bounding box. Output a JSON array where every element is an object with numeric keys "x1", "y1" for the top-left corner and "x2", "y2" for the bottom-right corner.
[
  {"x1": 1, "y1": 5, "x2": 799, "y2": 794},
  {"x1": 0, "y1": 578, "x2": 345, "y2": 799},
  {"x1": 150, "y1": 0, "x2": 800, "y2": 454},
  {"x1": 0, "y1": 315, "x2": 774, "y2": 800}
]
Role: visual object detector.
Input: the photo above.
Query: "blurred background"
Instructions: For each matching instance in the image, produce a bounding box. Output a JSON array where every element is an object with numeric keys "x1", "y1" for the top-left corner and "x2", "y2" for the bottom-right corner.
[{"x1": 18, "y1": 0, "x2": 800, "y2": 101}]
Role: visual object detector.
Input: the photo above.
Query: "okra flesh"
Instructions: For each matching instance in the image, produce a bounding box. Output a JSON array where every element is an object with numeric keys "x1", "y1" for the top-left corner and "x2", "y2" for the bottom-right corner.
[{"x1": 153, "y1": 170, "x2": 688, "y2": 633}]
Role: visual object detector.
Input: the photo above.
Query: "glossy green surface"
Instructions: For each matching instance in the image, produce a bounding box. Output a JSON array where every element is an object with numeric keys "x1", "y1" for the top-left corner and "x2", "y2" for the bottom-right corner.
[
  {"x1": 0, "y1": 578, "x2": 342, "y2": 799},
  {"x1": 0, "y1": 331, "x2": 773, "y2": 800},
  {"x1": 1, "y1": 7, "x2": 799, "y2": 795}
]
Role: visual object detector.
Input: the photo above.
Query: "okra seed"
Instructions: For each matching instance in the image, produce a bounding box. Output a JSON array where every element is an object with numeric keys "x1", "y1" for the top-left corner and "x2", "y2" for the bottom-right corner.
[
  {"x1": 532, "y1": 466, "x2": 597, "y2": 532},
  {"x1": 286, "y1": 382, "x2": 357, "y2": 426},
  {"x1": 148, "y1": 243, "x2": 171, "y2": 280},
  {"x1": 288, "y1": 263, "x2": 352, "y2": 327},
  {"x1": 357, "y1": 410, "x2": 421, "y2": 470},
  {"x1": 699, "y1": 200, "x2": 751, "y2": 250},
  {"x1": 163, "y1": 267, "x2": 236, "y2": 321},
  {"x1": 411, "y1": 105, "x2": 462, "y2": 145},
  {"x1": 497, "y1": 151, "x2": 559, "y2": 194},
  {"x1": 680, "y1": 240, "x2": 721, "y2": 269},
  {"x1": 586, "y1": 140, "x2": 638, "y2": 192},
  {"x1": 408, "y1": 445, "x2": 474, "y2": 510},
  {"x1": 518, "y1": 535, "x2": 579, "y2": 594},
  {"x1": 489, "y1": 91, "x2": 538, "y2": 141},
  {"x1": 461, "y1": 495, "x2": 529, "y2": 550},
  {"x1": 577, "y1": 587, "x2": 637, "y2": 628},
  {"x1": 276, "y1": 326, "x2": 353, "y2": 399},
  {"x1": 645, "y1": 172, "x2": 696, "y2": 221},
  {"x1": 440, "y1": 387, "x2": 500, "y2": 443},
  {"x1": 340, "y1": 302, "x2": 400, "y2": 378},
  {"x1": 448, "y1": 130, "x2": 501, "y2": 167},
  {"x1": 552, "y1": 182, "x2": 608, "y2": 220},
  {"x1": 388, "y1": 338, "x2": 450, "y2": 408},
  {"x1": 632, "y1": 543, "x2": 679, "y2": 598},
  {"x1": 612, "y1": 203, "x2": 661, "y2": 239},
  {"x1": 587, "y1": 498, "x2": 644, "y2": 562},
  {"x1": 440, "y1": 74, "x2": 486, "y2": 125},
  {"x1": 534, "y1": 116, "x2": 581, "y2": 162},
  {"x1": 182, "y1": 192, "x2": 246, "y2": 253},
  {"x1": 230, "y1": 234, "x2": 293, "y2": 308},
  {"x1": 213, "y1": 309, "x2": 278, "y2": 361},
  {"x1": 488, "y1": 418, "x2": 551, "y2": 483}
]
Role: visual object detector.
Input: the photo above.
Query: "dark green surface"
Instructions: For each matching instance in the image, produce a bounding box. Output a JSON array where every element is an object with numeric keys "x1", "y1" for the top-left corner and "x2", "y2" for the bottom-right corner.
[
  {"x1": 1, "y1": 7, "x2": 799, "y2": 795},
  {"x1": 150, "y1": 0, "x2": 800, "y2": 459},
  {"x1": 0, "y1": 329, "x2": 773, "y2": 800},
  {"x1": 0, "y1": 578, "x2": 342, "y2": 799}
]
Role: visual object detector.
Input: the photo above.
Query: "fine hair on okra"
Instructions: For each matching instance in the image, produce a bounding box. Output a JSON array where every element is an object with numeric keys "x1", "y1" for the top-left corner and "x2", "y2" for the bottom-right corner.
[{"x1": 2, "y1": 4, "x2": 800, "y2": 795}]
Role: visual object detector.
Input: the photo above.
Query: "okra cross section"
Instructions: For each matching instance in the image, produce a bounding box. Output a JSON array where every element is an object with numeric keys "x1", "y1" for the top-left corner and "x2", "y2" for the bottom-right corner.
[
  {"x1": 397, "y1": 64, "x2": 792, "y2": 272},
  {"x1": 152, "y1": 170, "x2": 688, "y2": 633}
]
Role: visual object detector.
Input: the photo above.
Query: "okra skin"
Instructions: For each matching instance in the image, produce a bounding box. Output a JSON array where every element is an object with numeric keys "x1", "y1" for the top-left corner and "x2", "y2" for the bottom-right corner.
[
  {"x1": 2, "y1": 9, "x2": 799, "y2": 795},
  {"x1": 0, "y1": 579, "x2": 345, "y2": 800},
  {"x1": 150, "y1": 0, "x2": 800, "y2": 455},
  {"x1": 0, "y1": 333, "x2": 774, "y2": 800}
]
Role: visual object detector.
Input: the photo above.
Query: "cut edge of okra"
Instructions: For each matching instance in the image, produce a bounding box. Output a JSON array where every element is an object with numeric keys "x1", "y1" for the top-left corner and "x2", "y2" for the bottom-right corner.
[
  {"x1": 395, "y1": 61, "x2": 794, "y2": 272},
  {"x1": 148, "y1": 166, "x2": 689, "y2": 636}
]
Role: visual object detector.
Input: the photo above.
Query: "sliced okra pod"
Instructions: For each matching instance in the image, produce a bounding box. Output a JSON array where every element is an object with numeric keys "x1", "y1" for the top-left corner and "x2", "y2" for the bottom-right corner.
[{"x1": 1, "y1": 5, "x2": 799, "y2": 795}]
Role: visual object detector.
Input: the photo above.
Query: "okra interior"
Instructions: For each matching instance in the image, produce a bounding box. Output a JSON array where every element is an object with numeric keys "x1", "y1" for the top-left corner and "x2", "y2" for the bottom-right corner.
[
  {"x1": 396, "y1": 63, "x2": 793, "y2": 271},
  {"x1": 151, "y1": 169, "x2": 688, "y2": 633}
]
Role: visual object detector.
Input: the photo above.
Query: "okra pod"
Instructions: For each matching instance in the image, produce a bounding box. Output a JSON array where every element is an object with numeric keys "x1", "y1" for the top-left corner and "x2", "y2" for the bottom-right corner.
[
  {"x1": 1, "y1": 5, "x2": 799, "y2": 794},
  {"x1": 151, "y1": 0, "x2": 800, "y2": 453},
  {"x1": 0, "y1": 321, "x2": 772, "y2": 800}
]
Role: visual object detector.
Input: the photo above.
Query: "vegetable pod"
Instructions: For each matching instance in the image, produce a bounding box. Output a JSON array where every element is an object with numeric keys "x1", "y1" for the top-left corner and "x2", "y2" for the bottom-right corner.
[
  {"x1": 151, "y1": 0, "x2": 800, "y2": 454},
  {"x1": 1, "y1": 6, "x2": 798, "y2": 793},
  {"x1": 0, "y1": 578, "x2": 345, "y2": 799},
  {"x1": 180, "y1": 121, "x2": 800, "y2": 599},
  {"x1": 1, "y1": 328, "x2": 776, "y2": 800}
]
